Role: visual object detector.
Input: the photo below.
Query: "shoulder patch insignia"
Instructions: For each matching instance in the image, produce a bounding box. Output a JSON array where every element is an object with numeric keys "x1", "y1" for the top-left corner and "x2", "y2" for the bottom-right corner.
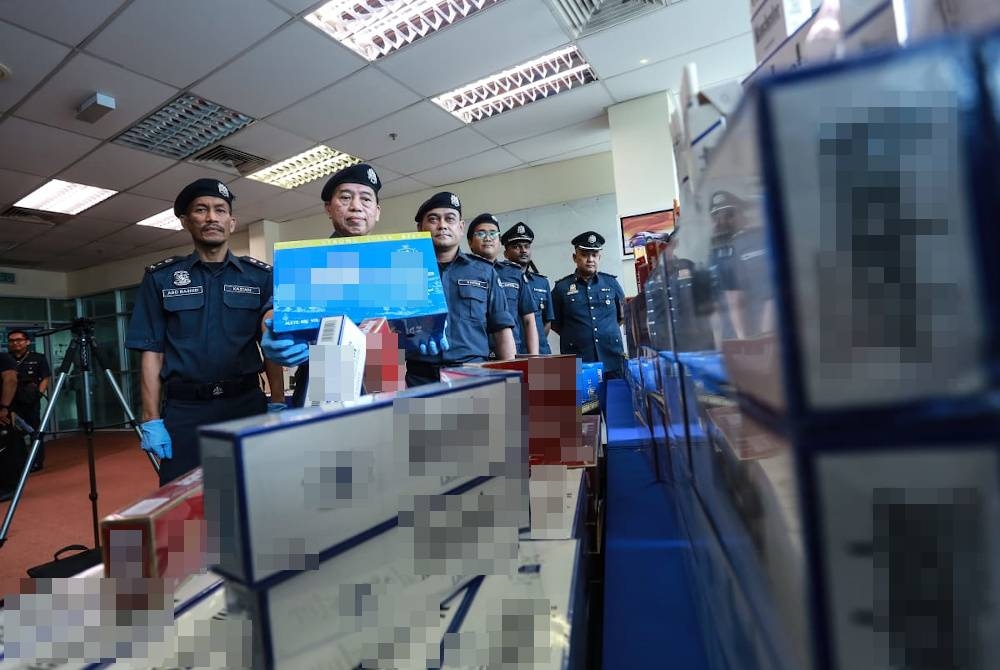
[
  {"x1": 146, "y1": 256, "x2": 181, "y2": 273},
  {"x1": 242, "y1": 256, "x2": 272, "y2": 271}
]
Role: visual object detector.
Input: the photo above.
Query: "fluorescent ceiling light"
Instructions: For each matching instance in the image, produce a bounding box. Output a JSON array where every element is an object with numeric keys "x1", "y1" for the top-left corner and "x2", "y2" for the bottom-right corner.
[
  {"x1": 114, "y1": 94, "x2": 253, "y2": 160},
  {"x1": 136, "y1": 209, "x2": 184, "y2": 230},
  {"x1": 246, "y1": 145, "x2": 361, "y2": 190},
  {"x1": 14, "y1": 179, "x2": 117, "y2": 215},
  {"x1": 305, "y1": 0, "x2": 499, "y2": 61},
  {"x1": 432, "y1": 46, "x2": 598, "y2": 123}
]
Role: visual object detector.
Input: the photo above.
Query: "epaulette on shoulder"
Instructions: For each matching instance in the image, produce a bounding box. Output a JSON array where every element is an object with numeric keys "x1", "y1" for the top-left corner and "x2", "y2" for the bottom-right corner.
[
  {"x1": 146, "y1": 256, "x2": 182, "y2": 273},
  {"x1": 598, "y1": 271, "x2": 618, "y2": 279},
  {"x1": 242, "y1": 255, "x2": 272, "y2": 271},
  {"x1": 556, "y1": 274, "x2": 575, "y2": 284}
]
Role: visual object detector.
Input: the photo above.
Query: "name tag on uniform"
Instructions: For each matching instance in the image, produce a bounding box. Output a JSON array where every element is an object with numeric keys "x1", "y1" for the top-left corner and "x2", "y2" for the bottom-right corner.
[
  {"x1": 600, "y1": 287, "x2": 612, "y2": 293},
  {"x1": 458, "y1": 279, "x2": 488, "y2": 289},
  {"x1": 532, "y1": 287, "x2": 547, "y2": 293},
  {"x1": 499, "y1": 281, "x2": 519, "y2": 290},
  {"x1": 224, "y1": 284, "x2": 262, "y2": 295},
  {"x1": 162, "y1": 286, "x2": 203, "y2": 297}
]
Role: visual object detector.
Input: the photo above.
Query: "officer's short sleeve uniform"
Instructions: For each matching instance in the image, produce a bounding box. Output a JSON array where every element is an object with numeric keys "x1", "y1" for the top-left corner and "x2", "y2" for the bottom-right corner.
[
  {"x1": 552, "y1": 271, "x2": 626, "y2": 376},
  {"x1": 525, "y1": 271, "x2": 554, "y2": 355},
  {"x1": 494, "y1": 260, "x2": 535, "y2": 354},
  {"x1": 126, "y1": 251, "x2": 272, "y2": 383}
]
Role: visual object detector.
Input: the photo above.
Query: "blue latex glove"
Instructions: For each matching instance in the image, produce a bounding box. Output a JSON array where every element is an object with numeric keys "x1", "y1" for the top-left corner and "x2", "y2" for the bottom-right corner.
[
  {"x1": 140, "y1": 419, "x2": 172, "y2": 459},
  {"x1": 267, "y1": 402, "x2": 286, "y2": 413},
  {"x1": 419, "y1": 318, "x2": 450, "y2": 356},
  {"x1": 262, "y1": 318, "x2": 310, "y2": 367}
]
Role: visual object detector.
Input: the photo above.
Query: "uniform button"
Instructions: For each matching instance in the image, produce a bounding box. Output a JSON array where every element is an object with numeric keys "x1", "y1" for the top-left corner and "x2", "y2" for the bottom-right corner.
[
  {"x1": 594, "y1": 327, "x2": 598, "y2": 331},
  {"x1": 592, "y1": 316, "x2": 596, "y2": 320}
]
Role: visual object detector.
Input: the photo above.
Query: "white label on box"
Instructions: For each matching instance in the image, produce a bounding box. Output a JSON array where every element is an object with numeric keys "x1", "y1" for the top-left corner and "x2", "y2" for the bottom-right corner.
[{"x1": 120, "y1": 497, "x2": 169, "y2": 517}]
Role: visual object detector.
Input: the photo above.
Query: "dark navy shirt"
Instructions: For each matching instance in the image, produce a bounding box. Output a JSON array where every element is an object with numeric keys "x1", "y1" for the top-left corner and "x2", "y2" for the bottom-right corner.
[
  {"x1": 11, "y1": 351, "x2": 50, "y2": 386},
  {"x1": 408, "y1": 252, "x2": 515, "y2": 366},
  {"x1": 524, "y1": 270, "x2": 554, "y2": 355},
  {"x1": 552, "y1": 271, "x2": 626, "y2": 375},
  {"x1": 493, "y1": 259, "x2": 535, "y2": 355},
  {"x1": 126, "y1": 251, "x2": 272, "y2": 384}
]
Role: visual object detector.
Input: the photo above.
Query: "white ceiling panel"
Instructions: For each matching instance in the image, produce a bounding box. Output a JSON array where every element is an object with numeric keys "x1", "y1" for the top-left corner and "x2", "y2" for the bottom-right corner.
[
  {"x1": 527, "y1": 142, "x2": 611, "y2": 167},
  {"x1": 376, "y1": 0, "x2": 570, "y2": 97},
  {"x1": 0, "y1": 22, "x2": 71, "y2": 114},
  {"x1": 603, "y1": 32, "x2": 755, "y2": 102},
  {"x1": 278, "y1": 203, "x2": 326, "y2": 223},
  {"x1": 268, "y1": 67, "x2": 422, "y2": 142},
  {"x1": 224, "y1": 178, "x2": 289, "y2": 206},
  {"x1": 411, "y1": 148, "x2": 521, "y2": 188},
  {"x1": 270, "y1": 0, "x2": 322, "y2": 14},
  {"x1": 54, "y1": 216, "x2": 130, "y2": 241},
  {"x1": 92, "y1": 223, "x2": 176, "y2": 247},
  {"x1": 578, "y1": 0, "x2": 752, "y2": 79},
  {"x1": 329, "y1": 102, "x2": 464, "y2": 160},
  {"x1": 0, "y1": 0, "x2": 125, "y2": 46},
  {"x1": 137, "y1": 231, "x2": 192, "y2": 254},
  {"x1": 5, "y1": 233, "x2": 90, "y2": 256},
  {"x1": 240, "y1": 190, "x2": 317, "y2": 224},
  {"x1": 129, "y1": 163, "x2": 235, "y2": 202},
  {"x1": 375, "y1": 128, "x2": 496, "y2": 176},
  {"x1": 15, "y1": 52, "x2": 178, "y2": 140},
  {"x1": 0, "y1": 169, "x2": 47, "y2": 205},
  {"x1": 504, "y1": 116, "x2": 609, "y2": 163},
  {"x1": 0, "y1": 118, "x2": 100, "y2": 176},
  {"x1": 192, "y1": 22, "x2": 366, "y2": 118},
  {"x1": 365, "y1": 164, "x2": 403, "y2": 184},
  {"x1": 58, "y1": 144, "x2": 175, "y2": 192},
  {"x1": 85, "y1": 0, "x2": 290, "y2": 87},
  {"x1": 225, "y1": 122, "x2": 315, "y2": 163},
  {"x1": 473, "y1": 83, "x2": 613, "y2": 146},
  {"x1": 82, "y1": 193, "x2": 173, "y2": 223},
  {"x1": 379, "y1": 176, "x2": 430, "y2": 200}
]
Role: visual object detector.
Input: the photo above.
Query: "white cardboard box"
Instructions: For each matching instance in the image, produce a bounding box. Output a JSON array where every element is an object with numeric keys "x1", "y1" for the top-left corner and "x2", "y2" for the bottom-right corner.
[
  {"x1": 306, "y1": 315, "x2": 366, "y2": 406},
  {"x1": 752, "y1": 0, "x2": 818, "y2": 64}
]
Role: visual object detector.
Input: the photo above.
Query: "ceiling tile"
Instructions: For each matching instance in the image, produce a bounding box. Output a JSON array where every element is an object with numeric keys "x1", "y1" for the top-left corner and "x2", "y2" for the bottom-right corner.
[
  {"x1": 54, "y1": 216, "x2": 130, "y2": 241},
  {"x1": 0, "y1": 169, "x2": 47, "y2": 205},
  {"x1": 0, "y1": 22, "x2": 72, "y2": 114},
  {"x1": 375, "y1": 128, "x2": 496, "y2": 176},
  {"x1": 577, "y1": 0, "x2": 752, "y2": 79},
  {"x1": 268, "y1": 66, "x2": 421, "y2": 142},
  {"x1": 85, "y1": 0, "x2": 290, "y2": 87},
  {"x1": 375, "y1": 0, "x2": 570, "y2": 97},
  {"x1": 0, "y1": 221, "x2": 50, "y2": 245},
  {"x1": 379, "y1": 176, "x2": 430, "y2": 199},
  {"x1": 224, "y1": 178, "x2": 288, "y2": 205},
  {"x1": 38, "y1": 254, "x2": 100, "y2": 272},
  {"x1": 527, "y1": 142, "x2": 611, "y2": 167},
  {"x1": 82, "y1": 193, "x2": 173, "y2": 223},
  {"x1": 328, "y1": 102, "x2": 463, "y2": 160},
  {"x1": 191, "y1": 21, "x2": 366, "y2": 118},
  {"x1": 0, "y1": 0, "x2": 126, "y2": 46},
  {"x1": 71, "y1": 238, "x2": 139, "y2": 262},
  {"x1": 603, "y1": 32, "x2": 755, "y2": 102},
  {"x1": 504, "y1": 117, "x2": 609, "y2": 163},
  {"x1": 4, "y1": 233, "x2": 89, "y2": 256},
  {"x1": 16, "y1": 52, "x2": 178, "y2": 140},
  {"x1": 473, "y1": 83, "x2": 613, "y2": 146},
  {"x1": 411, "y1": 148, "x2": 522, "y2": 188},
  {"x1": 269, "y1": 0, "x2": 322, "y2": 14},
  {"x1": 279, "y1": 203, "x2": 326, "y2": 222},
  {"x1": 93, "y1": 223, "x2": 176, "y2": 246},
  {"x1": 0, "y1": 117, "x2": 100, "y2": 176},
  {"x1": 129, "y1": 163, "x2": 235, "y2": 201},
  {"x1": 137, "y1": 231, "x2": 193, "y2": 253},
  {"x1": 58, "y1": 144, "x2": 176, "y2": 191},
  {"x1": 224, "y1": 122, "x2": 315, "y2": 163},
  {"x1": 240, "y1": 190, "x2": 317, "y2": 224}
]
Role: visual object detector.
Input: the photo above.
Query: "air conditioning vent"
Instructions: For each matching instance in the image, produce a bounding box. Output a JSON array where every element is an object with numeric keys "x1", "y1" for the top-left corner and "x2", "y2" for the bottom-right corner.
[
  {"x1": 0, "y1": 206, "x2": 68, "y2": 226},
  {"x1": 191, "y1": 145, "x2": 269, "y2": 177},
  {"x1": 547, "y1": 0, "x2": 671, "y2": 38}
]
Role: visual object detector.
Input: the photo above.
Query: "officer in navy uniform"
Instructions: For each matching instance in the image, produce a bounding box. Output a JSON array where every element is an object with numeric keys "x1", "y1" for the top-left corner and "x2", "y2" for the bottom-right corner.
[
  {"x1": 551, "y1": 231, "x2": 627, "y2": 378},
  {"x1": 501, "y1": 222, "x2": 554, "y2": 355},
  {"x1": 405, "y1": 192, "x2": 516, "y2": 387},
  {"x1": 6, "y1": 329, "x2": 50, "y2": 470},
  {"x1": 126, "y1": 179, "x2": 285, "y2": 486},
  {"x1": 466, "y1": 213, "x2": 539, "y2": 356},
  {"x1": 259, "y1": 163, "x2": 386, "y2": 407}
]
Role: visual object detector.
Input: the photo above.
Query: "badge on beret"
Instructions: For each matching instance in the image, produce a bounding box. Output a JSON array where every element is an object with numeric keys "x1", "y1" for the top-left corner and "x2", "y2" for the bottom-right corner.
[
  {"x1": 450, "y1": 194, "x2": 461, "y2": 208},
  {"x1": 217, "y1": 183, "x2": 230, "y2": 198},
  {"x1": 367, "y1": 167, "x2": 378, "y2": 185},
  {"x1": 588, "y1": 234, "x2": 596, "y2": 244},
  {"x1": 173, "y1": 270, "x2": 191, "y2": 287},
  {"x1": 517, "y1": 224, "x2": 525, "y2": 234}
]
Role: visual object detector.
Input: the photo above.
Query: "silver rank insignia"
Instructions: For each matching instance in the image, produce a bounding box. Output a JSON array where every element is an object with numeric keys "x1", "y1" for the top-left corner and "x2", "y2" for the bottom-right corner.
[
  {"x1": 517, "y1": 224, "x2": 525, "y2": 234},
  {"x1": 367, "y1": 167, "x2": 378, "y2": 185},
  {"x1": 588, "y1": 234, "x2": 596, "y2": 244},
  {"x1": 217, "y1": 182, "x2": 230, "y2": 198},
  {"x1": 173, "y1": 270, "x2": 191, "y2": 286},
  {"x1": 450, "y1": 194, "x2": 461, "y2": 208}
]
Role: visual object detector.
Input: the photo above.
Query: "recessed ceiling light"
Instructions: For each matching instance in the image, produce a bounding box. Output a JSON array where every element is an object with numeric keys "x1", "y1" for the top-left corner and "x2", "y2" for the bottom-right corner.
[
  {"x1": 305, "y1": 0, "x2": 500, "y2": 61},
  {"x1": 14, "y1": 179, "x2": 117, "y2": 215},
  {"x1": 114, "y1": 94, "x2": 254, "y2": 160},
  {"x1": 432, "y1": 46, "x2": 598, "y2": 123},
  {"x1": 246, "y1": 145, "x2": 362, "y2": 190},
  {"x1": 136, "y1": 209, "x2": 183, "y2": 231},
  {"x1": 639, "y1": 58, "x2": 649, "y2": 65}
]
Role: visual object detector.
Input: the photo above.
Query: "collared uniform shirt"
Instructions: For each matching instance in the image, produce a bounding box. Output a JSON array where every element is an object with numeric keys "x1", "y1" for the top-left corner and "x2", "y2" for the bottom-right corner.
[
  {"x1": 523, "y1": 270, "x2": 554, "y2": 355},
  {"x1": 408, "y1": 252, "x2": 515, "y2": 366},
  {"x1": 12, "y1": 351, "x2": 50, "y2": 388},
  {"x1": 126, "y1": 251, "x2": 272, "y2": 383},
  {"x1": 493, "y1": 259, "x2": 536, "y2": 355},
  {"x1": 552, "y1": 271, "x2": 626, "y2": 375}
]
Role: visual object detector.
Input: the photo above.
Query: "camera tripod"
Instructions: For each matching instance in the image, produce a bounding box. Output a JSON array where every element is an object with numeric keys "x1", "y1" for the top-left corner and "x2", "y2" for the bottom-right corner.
[{"x1": 0, "y1": 317, "x2": 159, "y2": 550}]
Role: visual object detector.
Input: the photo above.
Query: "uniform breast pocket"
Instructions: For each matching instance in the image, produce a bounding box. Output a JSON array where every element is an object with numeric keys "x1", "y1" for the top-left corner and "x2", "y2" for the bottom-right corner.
[
  {"x1": 223, "y1": 290, "x2": 261, "y2": 337},
  {"x1": 502, "y1": 286, "x2": 520, "y2": 312},
  {"x1": 164, "y1": 293, "x2": 205, "y2": 340},
  {"x1": 458, "y1": 284, "x2": 487, "y2": 321}
]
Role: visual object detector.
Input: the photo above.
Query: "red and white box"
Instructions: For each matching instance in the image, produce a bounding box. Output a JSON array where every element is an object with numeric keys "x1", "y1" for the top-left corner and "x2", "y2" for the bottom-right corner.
[
  {"x1": 359, "y1": 317, "x2": 406, "y2": 393},
  {"x1": 100, "y1": 467, "x2": 208, "y2": 589}
]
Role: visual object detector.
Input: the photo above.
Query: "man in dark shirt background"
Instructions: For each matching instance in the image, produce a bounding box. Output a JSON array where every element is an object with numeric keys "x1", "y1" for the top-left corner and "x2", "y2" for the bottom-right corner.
[{"x1": 6, "y1": 330, "x2": 50, "y2": 471}]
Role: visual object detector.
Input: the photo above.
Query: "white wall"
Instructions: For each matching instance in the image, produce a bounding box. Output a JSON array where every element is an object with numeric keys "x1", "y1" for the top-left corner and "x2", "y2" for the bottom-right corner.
[{"x1": 0, "y1": 267, "x2": 68, "y2": 298}]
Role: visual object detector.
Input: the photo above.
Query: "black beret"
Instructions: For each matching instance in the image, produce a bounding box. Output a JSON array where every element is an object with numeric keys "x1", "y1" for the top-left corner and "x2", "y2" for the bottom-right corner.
[
  {"x1": 709, "y1": 190, "x2": 745, "y2": 214},
  {"x1": 466, "y1": 213, "x2": 500, "y2": 240},
  {"x1": 321, "y1": 162, "x2": 381, "y2": 203},
  {"x1": 174, "y1": 179, "x2": 234, "y2": 217},
  {"x1": 414, "y1": 191, "x2": 462, "y2": 223},
  {"x1": 571, "y1": 231, "x2": 605, "y2": 250},
  {"x1": 501, "y1": 222, "x2": 534, "y2": 246}
]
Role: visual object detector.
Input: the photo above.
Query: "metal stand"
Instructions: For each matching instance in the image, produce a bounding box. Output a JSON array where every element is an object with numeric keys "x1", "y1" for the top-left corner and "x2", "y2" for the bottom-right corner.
[{"x1": 0, "y1": 317, "x2": 158, "y2": 550}]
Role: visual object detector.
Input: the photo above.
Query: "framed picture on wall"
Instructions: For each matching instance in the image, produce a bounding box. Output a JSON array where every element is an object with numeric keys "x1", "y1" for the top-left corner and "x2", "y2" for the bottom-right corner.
[{"x1": 620, "y1": 209, "x2": 675, "y2": 257}]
